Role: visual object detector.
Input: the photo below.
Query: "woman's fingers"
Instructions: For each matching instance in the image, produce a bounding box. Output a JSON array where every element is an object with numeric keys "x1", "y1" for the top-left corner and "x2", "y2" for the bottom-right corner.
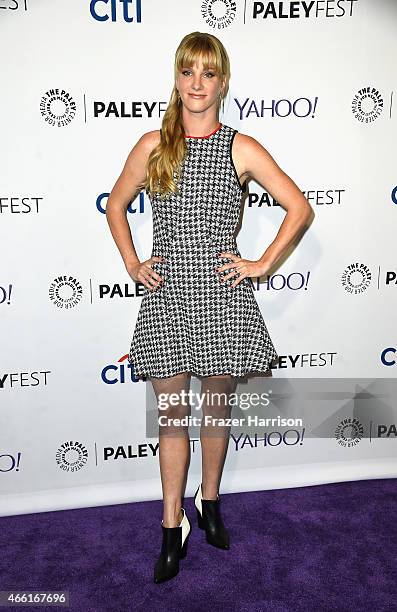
[
  {"x1": 215, "y1": 253, "x2": 249, "y2": 288},
  {"x1": 220, "y1": 264, "x2": 244, "y2": 282},
  {"x1": 230, "y1": 270, "x2": 247, "y2": 288},
  {"x1": 140, "y1": 257, "x2": 165, "y2": 291}
]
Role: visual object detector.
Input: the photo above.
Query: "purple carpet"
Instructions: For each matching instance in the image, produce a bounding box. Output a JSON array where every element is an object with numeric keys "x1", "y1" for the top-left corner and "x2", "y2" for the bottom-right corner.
[{"x1": 1, "y1": 479, "x2": 396, "y2": 611}]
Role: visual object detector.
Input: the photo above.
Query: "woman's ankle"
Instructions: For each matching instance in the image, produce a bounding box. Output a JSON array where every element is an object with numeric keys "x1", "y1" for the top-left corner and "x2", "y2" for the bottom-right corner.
[
  {"x1": 162, "y1": 505, "x2": 183, "y2": 527},
  {"x1": 201, "y1": 482, "x2": 219, "y2": 500}
]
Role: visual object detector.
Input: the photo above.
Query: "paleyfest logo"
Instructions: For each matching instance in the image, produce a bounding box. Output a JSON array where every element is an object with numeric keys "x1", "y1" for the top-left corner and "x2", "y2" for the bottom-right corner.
[
  {"x1": 201, "y1": 0, "x2": 237, "y2": 29},
  {"x1": 352, "y1": 86, "x2": 384, "y2": 123},
  {"x1": 40, "y1": 88, "x2": 77, "y2": 127}
]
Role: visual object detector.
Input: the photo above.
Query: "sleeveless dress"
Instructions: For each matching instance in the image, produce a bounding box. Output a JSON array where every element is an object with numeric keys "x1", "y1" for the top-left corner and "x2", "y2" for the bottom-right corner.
[{"x1": 128, "y1": 122, "x2": 279, "y2": 380}]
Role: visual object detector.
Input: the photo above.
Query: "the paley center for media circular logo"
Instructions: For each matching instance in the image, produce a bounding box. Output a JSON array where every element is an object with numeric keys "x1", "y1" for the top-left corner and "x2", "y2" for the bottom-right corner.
[
  {"x1": 49, "y1": 275, "x2": 83, "y2": 309},
  {"x1": 40, "y1": 88, "x2": 77, "y2": 127},
  {"x1": 341, "y1": 262, "x2": 371, "y2": 294},
  {"x1": 351, "y1": 86, "x2": 383, "y2": 123},
  {"x1": 56, "y1": 441, "x2": 88, "y2": 472},
  {"x1": 334, "y1": 417, "x2": 364, "y2": 448},
  {"x1": 201, "y1": 0, "x2": 237, "y2": 29}
]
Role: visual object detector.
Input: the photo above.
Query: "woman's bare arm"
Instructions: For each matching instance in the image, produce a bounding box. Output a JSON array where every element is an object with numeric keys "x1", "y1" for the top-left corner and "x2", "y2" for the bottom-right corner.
[
  {"x1": 235, "y1": 133, "x2": 314, "y2": 269},
  {"x1": 106, "y1": 130, "x2": 165, "y2": 291},
  {"x1": 106, "y1": 130, "x2": 160, "y2": 266},
  {"x1": 218, "y1": 133, "x2": 314, "y2": 287}
]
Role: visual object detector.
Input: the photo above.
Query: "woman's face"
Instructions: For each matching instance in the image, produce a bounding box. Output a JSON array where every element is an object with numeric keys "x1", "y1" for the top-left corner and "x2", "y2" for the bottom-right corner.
[{"x1": 176, "y1": 56, "x2": 224, "y2": 115}]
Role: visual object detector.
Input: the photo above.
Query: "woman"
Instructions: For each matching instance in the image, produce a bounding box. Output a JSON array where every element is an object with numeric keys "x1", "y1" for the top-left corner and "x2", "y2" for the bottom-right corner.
[{"x1": 106, "y1": 31, "x2": 313, "y2": 584}]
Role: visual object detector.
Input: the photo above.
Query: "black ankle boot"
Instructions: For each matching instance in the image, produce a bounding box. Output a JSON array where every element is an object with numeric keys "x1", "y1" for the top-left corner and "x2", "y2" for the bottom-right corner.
[
  {"x1": 194, "y1": 484, "x2": 230, "y2": 550},
  {"x1": 154, "y1": 508, "x2": 191, "y2": 584}
]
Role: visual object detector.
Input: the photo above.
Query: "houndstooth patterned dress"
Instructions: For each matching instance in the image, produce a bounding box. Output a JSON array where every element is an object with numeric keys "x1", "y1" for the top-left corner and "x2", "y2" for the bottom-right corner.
[{"x1": 128, "y1": 122, "x2": 279, "y2": 380}]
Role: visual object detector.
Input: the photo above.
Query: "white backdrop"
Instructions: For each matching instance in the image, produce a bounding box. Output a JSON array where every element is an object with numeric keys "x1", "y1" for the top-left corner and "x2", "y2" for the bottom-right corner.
[{"x1": 1, "y1": 0, "x2": 396, "y2": 517}]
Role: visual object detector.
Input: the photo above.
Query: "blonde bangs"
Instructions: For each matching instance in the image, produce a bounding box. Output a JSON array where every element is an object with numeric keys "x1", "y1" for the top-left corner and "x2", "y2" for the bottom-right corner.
[{"x1": 175, "y1": 40, "x2": 223, "y2": 76}]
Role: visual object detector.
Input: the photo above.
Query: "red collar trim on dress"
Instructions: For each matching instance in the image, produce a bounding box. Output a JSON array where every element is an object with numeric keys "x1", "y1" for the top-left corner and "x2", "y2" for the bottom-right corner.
[{"x1": 184, "y1": 123, "x2": 223, "y2": 139}]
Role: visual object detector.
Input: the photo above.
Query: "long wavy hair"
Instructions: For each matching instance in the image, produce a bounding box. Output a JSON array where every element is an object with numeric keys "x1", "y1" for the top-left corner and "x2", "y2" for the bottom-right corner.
[{"x1": 146, "y1": 31, "x2": 231, "y2": 198}]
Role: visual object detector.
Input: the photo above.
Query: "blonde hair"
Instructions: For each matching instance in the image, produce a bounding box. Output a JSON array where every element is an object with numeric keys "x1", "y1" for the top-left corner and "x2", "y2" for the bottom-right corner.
[{"x1": 146, "y1": 31, "x2": 231, "y2": 198}]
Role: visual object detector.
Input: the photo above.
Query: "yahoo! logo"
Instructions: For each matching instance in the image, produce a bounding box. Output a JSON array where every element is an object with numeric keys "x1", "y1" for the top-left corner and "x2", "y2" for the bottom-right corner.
[
  {"x1": 252, "y1": 271, "x2": 311, "y2": 292},
  {"x1": 0, "y1": 452, "x2": 22, "y2": 473},
  {"x1": 102, "y1": 354, "x2": 143, "y2": 384},
  {"x1": 234, "y1": 96, "x2": 318, "y2": 120},
  {"x1": 0, "y1": 284, "x2": 13, "y2": 305},
  {"x1": 96, "y1": 192, "x2": 145, "y2": 214},
  {"x1": 230, "y1": 431, "x2": 305, "y2": 450},
  {"x1": 90, "y1": 0, "x2": 142, "y2": 22}
]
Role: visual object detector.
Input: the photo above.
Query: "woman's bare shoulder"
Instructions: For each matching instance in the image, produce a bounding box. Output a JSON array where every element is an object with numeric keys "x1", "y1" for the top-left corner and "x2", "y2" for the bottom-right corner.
[
  {"x1": 232, "y1": 131, "x2": 262, "y2": 181},
  {"x1": 233, "y1": 130, "x2": 262, "y2": 152},
  {"x1": 233, "y1": 130, "x2": 274, "y2": 175},
  {"x1": 137, "y1": 129, "x2": 161, "y2": 154},
  {"x1": 121, "y1": 130, "x2": 161, "y2": 179}
]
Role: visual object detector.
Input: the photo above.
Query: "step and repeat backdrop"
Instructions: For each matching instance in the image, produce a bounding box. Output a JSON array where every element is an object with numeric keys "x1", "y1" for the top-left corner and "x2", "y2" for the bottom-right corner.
[{"x1": 1, "y1": 0, "x2": 396, "y2": 517}]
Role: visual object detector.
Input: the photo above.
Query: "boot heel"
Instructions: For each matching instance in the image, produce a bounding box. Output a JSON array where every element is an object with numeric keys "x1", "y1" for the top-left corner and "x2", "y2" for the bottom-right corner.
[
  {"x1": 179, "y1": 534, "x2": 190, "y2": 559},
  {"x1": 196, "y1": 508, "x2": 205, "y2": 530}
]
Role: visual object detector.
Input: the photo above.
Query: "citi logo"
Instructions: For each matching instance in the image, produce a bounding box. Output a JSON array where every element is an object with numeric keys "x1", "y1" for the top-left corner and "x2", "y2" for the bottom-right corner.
[
  {"x1": 90, "y1": 0, "x2": 142, "y2": 23},
  {"x1": 392, "y1": 186, "x2": 397, "y2": 206},
  {"x1": 101, "y1": 354, "x2": 142, "y2": 384},
  {"x1": 96, "y1": 192, "x2": 145, "y2": 215},
  {"x1": 381, "y1": 348, "x2": 397, "y2": 367}
]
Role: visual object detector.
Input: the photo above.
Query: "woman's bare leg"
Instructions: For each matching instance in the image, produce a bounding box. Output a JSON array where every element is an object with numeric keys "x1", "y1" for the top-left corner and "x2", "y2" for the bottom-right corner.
[
  {"x1": 199, "y1": 374, "x2": 237, "y2": 500},
  {"x1": 150, "y1": 372, "x2": 191, "y2": 527}
]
